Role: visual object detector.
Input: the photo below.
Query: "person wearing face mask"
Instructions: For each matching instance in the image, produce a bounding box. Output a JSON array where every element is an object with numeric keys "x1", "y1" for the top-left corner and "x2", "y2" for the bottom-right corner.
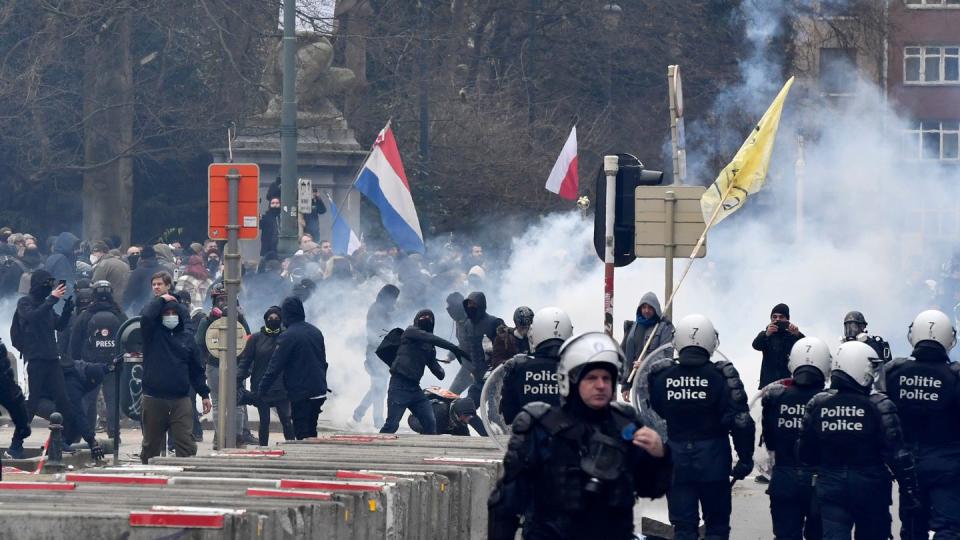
[
  {"x1": 260, "y1": 197, "x2": 282, "y2": 257},
  {"x1": 255, "y1": 296, "x2": 329, "y2": 440},
  {"x1": 238, "y1": 306, "x2": 295, "y2": 446},
  {"x1": 379, "y1": 309, "x2": 470, "y2": 435},
  {"x1": 490, "y1": 306, "x2": 534, "y2": 369},
  {"x1": 125, "y1": 246, "x2": 142, "y2": 271},
  {"x1": 840, "y1": 311, "x2": 891, "y2": 390},
  {"x1": 90, "y1": 242, "x2": 130, "y2": 303},
  {"x1": 139, "y1": 292, "x2": 211, "y2": 463},
  {"x1": 7, "y1": 270, "x2": 77, "y2": 459},
  {"x1": 461, "y1": 292, "x2": 503, "y2": 403}
]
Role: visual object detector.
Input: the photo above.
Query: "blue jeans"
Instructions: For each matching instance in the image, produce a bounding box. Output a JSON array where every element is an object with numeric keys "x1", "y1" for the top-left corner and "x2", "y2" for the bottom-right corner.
[{"x1": 380, "y1": 376, "x2": 436, "y2": 434}]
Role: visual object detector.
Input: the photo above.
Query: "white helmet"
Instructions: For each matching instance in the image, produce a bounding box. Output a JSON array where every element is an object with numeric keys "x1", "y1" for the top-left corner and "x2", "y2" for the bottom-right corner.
[
  {"x1": 832, "y1": 341, "x2": 879, "y2": 388},
  {"x1": 908, "y1": 309, "x2": 957, "y2": 351},
  {"x1": 673, "y1": 314, "x2": 719, "y2": 355},
  {"x1": 556, "y1": 332, "x2": 624, "y2": 398},
  {"x1": 788, "y1": 337, "x2": 832, "y2": 378},
  {"x1": 528, "y1": 307, "x2": 573, "y2": 349}
]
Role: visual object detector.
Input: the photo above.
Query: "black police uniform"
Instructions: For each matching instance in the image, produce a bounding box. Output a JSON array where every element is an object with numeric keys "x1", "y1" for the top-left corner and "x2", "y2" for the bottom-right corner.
[
  {"x1": 500, "y1": 342, "x2": 562, "y2": 425},
  {"x1": 761, "y1": 368, "x2": 825, "y2": 540},
  {"x1": 797, "y1": 373, "x2": 918, "y2": 540},
  {"x1": 885, "y1": 341, "x2": 960, "y2": 539},
  {"x1": 647, "y1": 346, "x2": 755, "y2": 540},
  {"x1": 488, "y1": 398, "x2": 672, "y2": 540}
]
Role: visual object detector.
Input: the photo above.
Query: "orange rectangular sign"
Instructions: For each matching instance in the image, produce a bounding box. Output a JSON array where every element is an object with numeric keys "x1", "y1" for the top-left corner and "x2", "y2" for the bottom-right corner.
[{"x1": 208, "y1": 163, "x2": 260, "y2": 240}]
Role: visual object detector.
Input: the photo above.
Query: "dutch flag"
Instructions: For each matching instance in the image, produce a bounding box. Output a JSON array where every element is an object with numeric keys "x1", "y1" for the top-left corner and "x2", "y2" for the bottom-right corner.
[
  {"x1": 327, "y1": 197, "x2": 362, "y2": 256},
  {"x1": 354, "y1": 122, "x2": 425, "y2": 253}
]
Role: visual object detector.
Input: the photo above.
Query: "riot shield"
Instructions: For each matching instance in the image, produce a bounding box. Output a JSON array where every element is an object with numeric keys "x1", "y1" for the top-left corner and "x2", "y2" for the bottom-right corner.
[
  {"x1": 628, "y1": 343, "x2": 675, "y2": 441},
  {"x1": 479, "y1": 363, "x2": 511, "y2": 450},
  {"x1": 116, "y1": 317, "x2": 143, "y2": 421},
  {"x1": 749, "y1": 378, "x2": 789, "y2": 479}
]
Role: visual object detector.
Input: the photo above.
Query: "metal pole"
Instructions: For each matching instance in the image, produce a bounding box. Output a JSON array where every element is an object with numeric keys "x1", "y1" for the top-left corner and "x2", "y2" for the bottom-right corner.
[
  {"x1": 417, "y1": 0, "x2": 430, "y2": 184},
  {"x1": 113, "y1": 358, "x2": 121, "y2": 465},
  {"x1": 664, "y1": 190, "x2": 676, "y2": 320},
  {"x1": 279, "y1": 0, "x2": 299, "y2": 258},
  {"x1": 219, "y1": 168, "x2": 241, "y2": 449},
  {"x1": 668, "y1": 66, "x2": 680, "y2": 185},
  {"x1": 603, "y1": 155, "x2": 618, "y2": 336}
]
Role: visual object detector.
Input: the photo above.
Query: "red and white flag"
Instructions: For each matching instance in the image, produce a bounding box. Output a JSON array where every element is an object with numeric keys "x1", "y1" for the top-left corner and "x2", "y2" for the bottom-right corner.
[{"x1": 544, "y1": 126, "x2": 578, "y2": 200}]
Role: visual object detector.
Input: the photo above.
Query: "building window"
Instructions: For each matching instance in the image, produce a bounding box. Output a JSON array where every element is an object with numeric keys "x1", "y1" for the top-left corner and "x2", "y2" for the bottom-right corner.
[
  {"x1": 904, "y1": 46, "x2": 960, "y2": 84},
  {"x1": 904, "y1": 120, "x2": 960, "y2": 161},
  {"x1": 820, "y1": 48, "x2": 858, "y2": 95},
  {"x1": 904, "y1": 0, "x2": 960, "y2": 7}
]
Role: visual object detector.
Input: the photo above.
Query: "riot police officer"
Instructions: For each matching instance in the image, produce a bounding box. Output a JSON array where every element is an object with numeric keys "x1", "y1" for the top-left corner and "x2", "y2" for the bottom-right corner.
[
  {"x1": 648, "y1": 314, "x2": 755, "y2": 540},
  {"x1": 761, "y1": 337, "x2": 831, "y2": 540},
  {"x1": 884, "y1": 310, "x2": 960, "y2": 538},
  {"x1": 488, "y1": 332, "x2": 672, "y2": 540},
  {"x1": 798, "y1": 341, "x2": 919, "y2": 539},
  {"x1": 499, "y1": 307, "x2": 573, "y2": 424},
  {"x1": 842, "y1": 311, "x2": 891, "y2": 364}
]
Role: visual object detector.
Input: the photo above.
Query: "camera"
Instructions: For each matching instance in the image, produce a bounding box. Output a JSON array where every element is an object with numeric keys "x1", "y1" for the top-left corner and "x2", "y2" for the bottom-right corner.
[{"x1": 776, "y1": 321, "x2": 790, "y2": 333}]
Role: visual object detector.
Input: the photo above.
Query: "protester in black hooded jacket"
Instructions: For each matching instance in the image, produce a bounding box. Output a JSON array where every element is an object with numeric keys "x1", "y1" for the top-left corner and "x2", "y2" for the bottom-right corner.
[
  {"x1": 139, "y1": 294, "x2": 211, "y2": 463},
  {"x1": 0, "y1": 339, "x2": 31, "y2": 469},
  {"x1": 238, "y1": 306, "x2": 294, "y2": 446},
  {"x1": 445, "y1": 292, "x2": 474, "y2": 394},
  {"x1": 44, "y1": 232, "x2": 80, "y2": 292},
  {"x1": 461, "y1": 292, "x2": 503, "y2": 402},
  {"x1": 256, "y1": 296, "x2": 328, "y2": 440},
  {"x1": 380, "y1": 310, "x2": 468, "y2": 434},
  {"x1": 259, "y1": 198, "x2": 281, "y2": 257},
  {"x1": 9, "y1": 270, "x2": 79, "y2": 458}
]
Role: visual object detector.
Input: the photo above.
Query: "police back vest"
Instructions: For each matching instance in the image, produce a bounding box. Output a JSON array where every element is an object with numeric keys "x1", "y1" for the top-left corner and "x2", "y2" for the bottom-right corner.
[
  {"x1": 762, "y1": 382, "x2": 822, "y2": 466},
  {"x1": 805, "y1": 390, "x2": 885, "y2": 467},
  {"x1": 885, "y1": 358, "x2": 960, "y2": 446},
  {"x1": 502, "y1": 355, "x2": 560, "y2": 422},
  {"x1": 85, "y1": 310, "x2": 121, "y2": 364},
  {"x1": 650, "y1": 361, "x2": 726, "y2": 441}
]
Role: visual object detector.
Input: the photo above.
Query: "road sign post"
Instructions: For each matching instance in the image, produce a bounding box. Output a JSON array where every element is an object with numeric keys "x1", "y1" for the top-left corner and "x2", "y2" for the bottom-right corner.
[{"x1": 634, "y1": 186, "x2": 707, "y2": 319}]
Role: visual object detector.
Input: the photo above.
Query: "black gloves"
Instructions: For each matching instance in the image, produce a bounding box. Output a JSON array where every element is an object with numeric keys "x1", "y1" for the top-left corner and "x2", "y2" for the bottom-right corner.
[
  {"x1": 90, "y1": 441, "x2": 105, "y2": 462},
  {"x1": 429, "y1": 363, "x2": 446, "y2": 381},
  {"x1": 62, "y1": 295, "x2": 74, "y2": 315},
  {"x1": 731, "y1": 460, "x2": 753, "y2": 481}
]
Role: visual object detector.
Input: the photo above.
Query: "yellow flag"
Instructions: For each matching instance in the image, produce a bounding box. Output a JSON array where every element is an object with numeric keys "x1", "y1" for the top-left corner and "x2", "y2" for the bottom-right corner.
[{"x1": 700, "y1": 77, "x2": 794, "y2": 225}]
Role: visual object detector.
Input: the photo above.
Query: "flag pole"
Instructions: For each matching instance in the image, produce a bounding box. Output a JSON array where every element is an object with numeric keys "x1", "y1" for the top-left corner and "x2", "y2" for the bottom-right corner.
[
  {"x1": 625, "y1": 174, "x2": 736, "y2": 386},
  {"x1": 327, "y1": 118, "x2": 393, "y2": 240}
]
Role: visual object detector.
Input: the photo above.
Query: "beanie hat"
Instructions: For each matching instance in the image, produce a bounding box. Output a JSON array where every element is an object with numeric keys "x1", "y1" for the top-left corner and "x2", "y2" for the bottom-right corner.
[{"x1": 771, "y1": 303, "x2": 790, "y2": 319}]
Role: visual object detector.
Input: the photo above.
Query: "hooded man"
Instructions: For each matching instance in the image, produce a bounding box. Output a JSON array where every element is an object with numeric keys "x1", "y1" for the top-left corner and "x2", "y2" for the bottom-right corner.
[
  {"x1": 44, "y1": 232, "x2": 80, "y2": 292},
  {"x1": 260, "y1": 197, "x2": 281, "y2": 257},
  {"x1": 139, "y1": 293, "x2": 212, "y2": 463},
  {"x1": 352, "y1": 284, "x2": 400, "y2": 428},
  {"x1": 753, "y1": 303, "x2": 805, "y2": 389},
  {"x1": 238, "y1": 306, "x2": 295, "y2": 446},
  {"x1": 409, "y1": 396, "x2": 477, "y2": 436},
  {"x1": 379, "y1": 309, "x2": 469, "y2": 435},
  {"x1": 256, "y1": 296, "x2": 329, "y2": 440},
  {"x1": 8, "y1": 270, "x2": 79, "y2": 459},
  {"x1": 461, "y1": 292, "x2": 503, "y2": 401},
  {"x1": 445, "y1": 292, "x2": 473, "y2": 394},
  {"x1": 124, "y1": 246, "x2": 165, "y2": 314},
  {"x1": 621, "y1": 292, "x2": 675, "y2": 400}
]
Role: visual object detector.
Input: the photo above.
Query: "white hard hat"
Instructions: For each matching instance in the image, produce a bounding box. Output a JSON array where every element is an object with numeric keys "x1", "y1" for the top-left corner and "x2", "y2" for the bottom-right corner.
[
  {"x1": 833, "y1": 341, "x2": 879, "y2": 388},
  {"x1": 557, "y1": 332, "x2": 623, "y2": 398},
  {"x1": 673, "y1": 314, "x2": 719, "y2": 355},
  {"x1": 908, "y1": 309, "x2": 957, "y2": 351},
  {"x1": 528, "y1": 306, "x2": 573, "y2": 349},
  {"x1": 788, "y1": 337, "x2": 832, "y2": 378}
]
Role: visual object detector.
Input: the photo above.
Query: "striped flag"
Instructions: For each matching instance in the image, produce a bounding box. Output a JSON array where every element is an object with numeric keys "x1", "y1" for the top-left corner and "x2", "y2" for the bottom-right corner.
[{"x1": 545, "y1": 126, "x2": 578, "y2": 200}]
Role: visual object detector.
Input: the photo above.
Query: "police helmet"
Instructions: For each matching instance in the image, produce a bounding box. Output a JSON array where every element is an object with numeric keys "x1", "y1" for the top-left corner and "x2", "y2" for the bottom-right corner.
[
  {"x1": 528, "y1": 307, "x2": 573, "y2": 349},
  {"x1": 93, "y1": 280, "x2": 113, "y2": 302},
  {"x1": 673, "y1": 314, "x2": 719, "y2": 355},
  {"x1": 556, "y1": 332, "x2": 623, "y2": 398},
  {"x1": 788, "y1": 337, "x2": 831, "y2": 378},
  {"x1": 907, "y1": 309, "x2": 957, "y2": 351},
  {"x1": 833, "y1": 341, "x2": 879, "y2": 388},
  {"x1": 513, "y1": 306, "x2": 534, "y2": 328}
]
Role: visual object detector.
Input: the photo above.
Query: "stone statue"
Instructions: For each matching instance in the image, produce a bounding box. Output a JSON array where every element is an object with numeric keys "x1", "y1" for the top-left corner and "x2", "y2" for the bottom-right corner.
[{"x1": 259, "y1": 32, "x2": 357, "y2": 124}]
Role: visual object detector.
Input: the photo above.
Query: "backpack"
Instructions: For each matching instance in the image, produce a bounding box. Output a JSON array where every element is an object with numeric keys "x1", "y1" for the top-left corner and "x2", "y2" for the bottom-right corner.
[{"x1": 375, "y1": 327, "x2": 404, "y2": 367}]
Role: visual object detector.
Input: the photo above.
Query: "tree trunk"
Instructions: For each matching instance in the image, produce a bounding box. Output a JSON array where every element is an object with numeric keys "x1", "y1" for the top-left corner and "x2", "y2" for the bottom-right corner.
[{"x1": 82, "y1": 13, "x2": 133, "y2": 246}]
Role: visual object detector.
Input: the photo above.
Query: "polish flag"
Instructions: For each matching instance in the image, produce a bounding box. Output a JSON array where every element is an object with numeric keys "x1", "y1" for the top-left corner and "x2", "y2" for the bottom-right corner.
[{"x1": 544, "y1": 126, "x2": 578, "y2": 200}]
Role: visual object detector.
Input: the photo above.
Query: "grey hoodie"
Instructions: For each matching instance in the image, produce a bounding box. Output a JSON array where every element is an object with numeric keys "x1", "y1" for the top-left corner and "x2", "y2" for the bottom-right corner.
[{"x1": 621, "y1": 291, "x2": 675, "y2": 384}]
